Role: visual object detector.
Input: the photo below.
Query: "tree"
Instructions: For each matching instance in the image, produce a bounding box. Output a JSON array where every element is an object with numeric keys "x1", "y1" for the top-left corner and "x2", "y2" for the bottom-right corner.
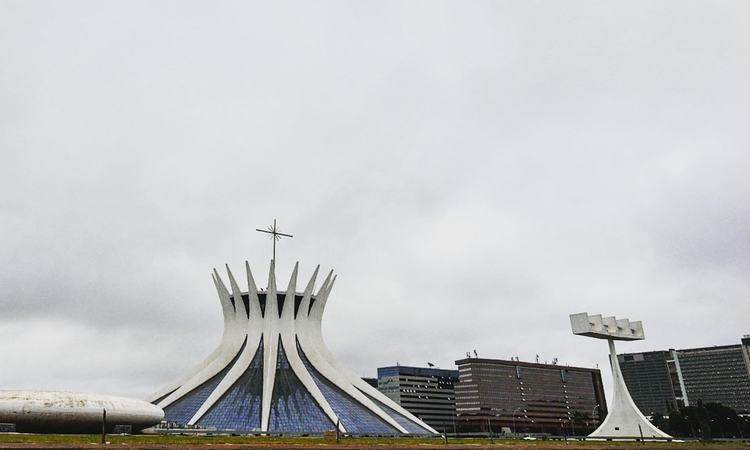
[
  {"x1": 571, "y1": 411, "x2": 594, "y2": 435},
  {"x1": 652, "y1": 401, "x2": 749, "y2": 439}
]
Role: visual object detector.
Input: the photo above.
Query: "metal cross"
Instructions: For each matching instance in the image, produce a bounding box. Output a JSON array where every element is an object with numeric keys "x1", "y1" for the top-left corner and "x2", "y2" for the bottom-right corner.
[{"x1": 255, "y1": 219, "x2": 293, "y2": 262}]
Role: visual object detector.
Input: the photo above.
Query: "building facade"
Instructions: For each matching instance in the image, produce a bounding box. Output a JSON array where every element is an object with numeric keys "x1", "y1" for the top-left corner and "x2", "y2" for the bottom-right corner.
[
  {"x1": 376, "y1": 366, "x2": 459, "y2": 433},
  {"x1": 454, "y1": 358, "x2": 607, "y2": 435},
  {"x1": 617, "y1": 351, "x2": 681, "y2": 415},
  {"x1": 619, "y1": 336, "x2": 750, "y2": 415},
  {"x1": 149, "y1": 261, "x2": 436, "y2": 435}
]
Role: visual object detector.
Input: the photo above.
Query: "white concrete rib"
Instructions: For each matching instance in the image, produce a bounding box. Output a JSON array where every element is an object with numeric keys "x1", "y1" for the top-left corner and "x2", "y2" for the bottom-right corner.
[
  {"x1": 154, "y1": 269, "x2": 246, "y2": 409},
  {"x1": 280, "y1": 265, "x2": 346, "y2": 433},
  {"x1": 260, "y1": 260, "x2": 279, "y2": 432},
  {"x1": 148, "y1": 271, "x2": 235, "y2": 403},
  {"x1": 305, "y1": 276, "x2": 436, "y2": 433},
  {"x1": 296, "y1": 276, "x2": 408, "y2": 434},
  {"x1": 188, "y1": 265, "x2": 263, "y2": 425}
]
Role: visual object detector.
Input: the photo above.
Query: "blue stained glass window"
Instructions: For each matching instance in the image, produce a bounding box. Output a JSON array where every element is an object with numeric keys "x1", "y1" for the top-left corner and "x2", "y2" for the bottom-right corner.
[
  {"x1": 362, "y1": 392, "x2": 433, "y2": 434},
  {"x1": 296, "y1": 339, "x2": 398, "y2": 435},
  {"x1": 268, "y1": 339, "x2": 333, "y2": 433},
  {"x1": 163, "y1": 337, "x2": 248, "y2": 425},
  {"x1": 197, "y1": 338, "x2": 264, "y2": 432}
]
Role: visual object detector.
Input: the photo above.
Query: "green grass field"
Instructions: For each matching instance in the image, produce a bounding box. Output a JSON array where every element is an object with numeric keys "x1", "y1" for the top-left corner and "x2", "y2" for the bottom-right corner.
[{"x1": 0, "y1": 434, "x2": 746, "y2": 449}]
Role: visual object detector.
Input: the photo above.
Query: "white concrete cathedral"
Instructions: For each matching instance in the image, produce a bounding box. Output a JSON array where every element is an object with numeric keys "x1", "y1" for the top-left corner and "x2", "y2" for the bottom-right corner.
[{"x1": 150, "y1": 260, "x2": 436, "y2": 435}]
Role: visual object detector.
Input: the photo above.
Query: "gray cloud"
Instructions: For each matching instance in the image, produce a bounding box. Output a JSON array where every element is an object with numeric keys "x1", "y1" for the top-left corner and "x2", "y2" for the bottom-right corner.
[{"x1": 1, "y1": 1, "x2": 749, "y2": 400}]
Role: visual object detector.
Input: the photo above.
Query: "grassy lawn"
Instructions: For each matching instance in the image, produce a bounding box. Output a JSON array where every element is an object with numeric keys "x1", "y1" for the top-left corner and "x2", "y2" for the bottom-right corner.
[{"x1": 0, "y1": 434, "x2": 745, "y2": 448}]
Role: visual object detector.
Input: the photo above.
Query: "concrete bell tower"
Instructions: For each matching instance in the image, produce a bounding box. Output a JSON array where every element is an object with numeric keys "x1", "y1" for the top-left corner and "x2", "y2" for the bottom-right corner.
[{"x1": 570, "y1": 312, "x2": 671, "y2": 440}]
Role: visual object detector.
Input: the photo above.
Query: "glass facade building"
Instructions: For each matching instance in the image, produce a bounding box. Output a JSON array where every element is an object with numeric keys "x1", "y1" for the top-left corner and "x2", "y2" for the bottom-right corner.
[
  {"x1": 619, "y1": 336, "x2": 750, "y2": 415},
  {"x1": 376, "y1": 366, "x2": 459, "y2": 433},
  {"x1": 453, "y1": 358, "x2": 607, "y2": 434},
  {"x1": 617, "y1": 351, "x2": 679, "y2": 415}
]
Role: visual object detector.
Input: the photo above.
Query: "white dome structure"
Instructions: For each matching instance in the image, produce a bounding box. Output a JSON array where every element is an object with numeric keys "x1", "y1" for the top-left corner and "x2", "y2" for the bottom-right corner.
[
  {"x1": 0, "y1": 391, "x2": 163, "y2": 433},
  {"x1": 150, "y1": 260, "x2": 436, "y2": 435}
]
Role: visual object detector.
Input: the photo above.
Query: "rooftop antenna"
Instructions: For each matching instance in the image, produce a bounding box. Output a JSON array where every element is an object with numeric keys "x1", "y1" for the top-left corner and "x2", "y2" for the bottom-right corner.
[{"x1": 255, "y1": 219, "x2": 293, "y2": 262}]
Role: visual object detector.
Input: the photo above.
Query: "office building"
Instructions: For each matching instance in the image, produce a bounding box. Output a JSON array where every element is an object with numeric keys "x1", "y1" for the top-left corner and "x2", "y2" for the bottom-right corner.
[
  {"x1": 617, "y1": 351, "x2": 679, "y2": 415},
  {"x1": 454, "y1": 357, "x2": 607, "y2": 434},
  {"x1": 377, "y1": 366, "x2": 459, "y2": 433},
  {"x1": 619, "y1": 336, "x2": 750, "y2": 415}
]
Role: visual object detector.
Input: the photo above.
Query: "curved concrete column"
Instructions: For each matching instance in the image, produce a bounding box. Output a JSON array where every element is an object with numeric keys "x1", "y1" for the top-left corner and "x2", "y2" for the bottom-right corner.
[
  {"x1": 154, "y1": 269, "x2": 247, "y2": 409},
  {"x1": 296, "y1": 276, "x2": 408, "y2": 433},
  {"x1": 589, "y1": 339, "x2": 671, "y2": 439},
  {"x1": 188, "y1": 265, "x2": 263, "y2": 424},
  {"x1": 570, "y1": 312, "x2": 671, "y2": 440},
  {"x1": 302, "y1": 277, "x2": 436, "y2": 433},
  {"x1": 278, "y1": 265, "x2": 346, "y2": 433},
  {"x1": 259, "y1": 260, "x2": 279, "y2": 432}
]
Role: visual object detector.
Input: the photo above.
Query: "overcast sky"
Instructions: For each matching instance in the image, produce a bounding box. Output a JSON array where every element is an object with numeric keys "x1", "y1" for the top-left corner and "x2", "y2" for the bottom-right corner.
[{"x1": 1, "y1": 1, "x2": 749, "y2": 403}]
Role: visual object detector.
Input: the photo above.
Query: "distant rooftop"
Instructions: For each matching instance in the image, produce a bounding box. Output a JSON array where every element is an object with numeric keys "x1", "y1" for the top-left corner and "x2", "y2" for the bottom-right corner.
[
  {"x1": 619, "y1": 336, "x2": 750, "y2": 357},
  {"x1": 377, "y1": 365, "x2": 459, "y2": 378},
  {"x1": 454, "y1": 357, "x2": 600, "y2": 373}
]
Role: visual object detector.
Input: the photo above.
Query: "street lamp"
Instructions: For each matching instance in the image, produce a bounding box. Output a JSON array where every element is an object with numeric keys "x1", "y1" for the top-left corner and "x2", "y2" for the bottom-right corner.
[
  {"x1": 591, "y1": 404, "x2": 600, "y2": 432},
  {"x1": 512, "y1": 407, "x2": 521, "y2": 435}
]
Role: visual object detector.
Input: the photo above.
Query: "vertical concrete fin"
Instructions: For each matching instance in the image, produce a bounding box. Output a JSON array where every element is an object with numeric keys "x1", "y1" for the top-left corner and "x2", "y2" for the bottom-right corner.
[
  {"x1": 281, "y1": 262, "x2": 299, "y2": 319},
  {"x1": 297, "y1": 265, "x2": 319, "y2": 319},
  {"x1": 213, "y1": 268, "x2": 227, "y2": 290},
  {"x1": 245, "y1": 261, "x2": 263, "y2": 318},
  {"x1": 310, "y1": 271, "x2": 333, "y2": 319},
  {"x1": 315, "y1": 270, "x2": 333, "y2": 298},
  {"x1": 260, "y1": 259, "x2": 279, "y2": 432},
  {"x1": 312, "y1": 275, "x2": 336, "y2": 319},
  {"x1": 226, "y1": 265, "x2": 247, "y2": 319},
  {"x1": 213, "y1": 269, "x2": 231, "y2": 304},
  {"x1": 212, "y1": 271, "x2": 233, "y2": 320}
]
